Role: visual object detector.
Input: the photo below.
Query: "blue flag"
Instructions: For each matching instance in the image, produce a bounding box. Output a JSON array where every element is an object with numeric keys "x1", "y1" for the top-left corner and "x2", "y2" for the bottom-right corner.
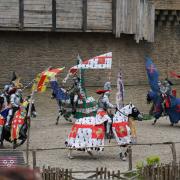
[
  {"x1": 145, "y1": 57, "x2": 159, "y2": 92},
  {"x1": 50, "y1": 81, "x2": 69, "y2": 101}
]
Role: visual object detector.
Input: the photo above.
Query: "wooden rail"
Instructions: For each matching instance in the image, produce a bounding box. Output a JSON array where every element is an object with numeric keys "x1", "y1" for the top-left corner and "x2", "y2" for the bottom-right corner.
[{"x1": 28, "y1": 141, "x2": 180, "y2": 172}]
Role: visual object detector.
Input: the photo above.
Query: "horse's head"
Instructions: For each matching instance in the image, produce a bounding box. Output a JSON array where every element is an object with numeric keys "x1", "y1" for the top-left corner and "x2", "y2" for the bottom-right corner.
[
  {"x1": 147, "y1": 90, "x2": 164, "y2": 119},
  {"x1": 146, "y1": 91, "x2": 158, "y2": 104},
  {"x1": 127, "y1": 103, "x2": 143, "y2": 121},
  {"x1": 22, "y1": 97, "x2": 37, "y2": 118}
]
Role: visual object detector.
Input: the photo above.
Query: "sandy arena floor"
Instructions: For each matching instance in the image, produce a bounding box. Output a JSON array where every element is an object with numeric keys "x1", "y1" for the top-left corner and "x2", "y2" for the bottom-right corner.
[{"x1": 3, "y1": 86, "x2": 180, "y2": 174}]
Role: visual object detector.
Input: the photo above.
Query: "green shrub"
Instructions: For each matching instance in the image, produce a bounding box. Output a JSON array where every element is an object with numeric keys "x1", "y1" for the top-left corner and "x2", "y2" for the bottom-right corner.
[
  {"x1": 146, "y1": 155, "x2": 160, "y2": 166},
  {"x1": 136, "y1": 155, "x2": 160, "y2": 179}
]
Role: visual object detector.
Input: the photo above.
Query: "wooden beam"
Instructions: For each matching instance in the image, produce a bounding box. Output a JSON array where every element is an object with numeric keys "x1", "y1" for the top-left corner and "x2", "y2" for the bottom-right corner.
[
  {"x1": 112, "y1": 0, "x2": 116, "y2": 35},
  {"x1": 160, "y1": 15, "x2": 166, "y2": 21},
  {"x1": 155, "y1": 10, "x2": 160, "y2": 15},
  {"x1": 19, "y1": 0, "x2": 24, "y2": 30},
  {"x1": 82, "y1": 0, "x2": 87, "y2": 32},
  {"x1": 171, "y1": 10, "x2": 177, "y2": 16},
  {"x1": 163, "y1": 10, "x2": 169, "y2": 15},
  {"x1": 168, "y1": 15, "x2": 175, "y2": 21},
  {"x1": 52, "y1": 0, "x2": 56, "y2": 31}
]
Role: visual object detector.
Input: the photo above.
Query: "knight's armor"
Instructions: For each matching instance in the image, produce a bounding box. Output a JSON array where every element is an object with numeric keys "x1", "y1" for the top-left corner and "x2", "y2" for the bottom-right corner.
[
  {"x1": 158, "y1": 79, "x2": 173, "y2": 110},
  {"x1": 98, "y1": 92, "x2": 114, "y2": 111},
  {"x1": 3, "y1": 84, "x2": 15, "y2": 104},
  {"x1": 67, "y1": 76, "x2": 82, "y2": 113},
  {"x1": 158, "y1": 79, "x2": 172, "y2": 96},
  {"x1": 98, "y1": 81, "x2": 114, "y2": 110},
  {"x1": 5, "y1": 89, "x2": 23, "y2": 126},
  {"x1": 68, "y1": 76, "x2": 81, "y2": 95},
  {"x1": 97, "y1": 82, "x2": 114, "y2": 136}
]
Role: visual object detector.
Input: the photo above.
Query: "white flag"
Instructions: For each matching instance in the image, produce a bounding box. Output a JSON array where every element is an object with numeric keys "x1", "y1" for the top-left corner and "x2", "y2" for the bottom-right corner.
[{"x1": 69, "y1": 52, "x2": 112, "y2": 74}]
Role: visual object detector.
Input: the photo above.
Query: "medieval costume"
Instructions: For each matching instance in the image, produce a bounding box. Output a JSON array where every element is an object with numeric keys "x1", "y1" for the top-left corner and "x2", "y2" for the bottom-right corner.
[
  {"x1": 158, "y1": 79, "x2": 173, "y2": 109},
  {"x1": 97, "y1": 82, "x2": 115, "y2": 136},
  {"x1": 5, "y1": 89, "x2": 23, "y2": 127},
  {"x1": 66, "y1": 82, "x2": 114, "y2": 152},
  {"x1": 67, "y1": 75, "x2": 82, "y2": 114}
]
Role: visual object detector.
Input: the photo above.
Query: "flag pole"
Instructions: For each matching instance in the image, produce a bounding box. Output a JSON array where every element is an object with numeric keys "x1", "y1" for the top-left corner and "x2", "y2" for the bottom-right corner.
[{"x1": 26, "y1": 89, "x2": 35, "y2": 166}]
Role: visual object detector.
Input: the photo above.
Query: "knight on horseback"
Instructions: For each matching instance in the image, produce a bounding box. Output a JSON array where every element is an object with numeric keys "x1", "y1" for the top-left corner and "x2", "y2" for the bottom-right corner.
[
  {"x1": 67, "y1": 75, "x2": 82, "y2": 114},
  {"x1": 5, "y1": 88, "x2": 23, "y2": 128},
  {"x1": 158, "y1": 79, "x2": 173, "y2": 113},
  {"x1": 97, "y1": 82, "x2": 115, "y2": 137}
]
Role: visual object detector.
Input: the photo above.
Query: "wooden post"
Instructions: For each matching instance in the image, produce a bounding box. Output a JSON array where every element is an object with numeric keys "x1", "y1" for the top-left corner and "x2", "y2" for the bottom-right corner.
[
  {"x1": 117, "y1": 170, "x2": 120, "y2": 178},
  {"x1": 104, "y1": 167, "x2": 107, "y2": 179},
  {"x1": 32, "y1": 151, "x2": 36, "y2": 169},
  {"x1": 52, "y1": 0, "x2": 56, "y2": 31},
  {"x1": 107, "y1": 171, "x2": 110, "y2": 179},
  {"x1": 65, "y1": 169, "x2": 68, "y2": 179},
  {"x1": 82, "y1": 0, "x2": 87, "y2": 32},
  {"x1": 62, "y1": 168, "x2": 64, "y2": 180},
  {"x1": 26, "y1": 90, "x2": 35, "y2": 166},
  {"x1": 96, "y1": 168, "x2": 98, "y2": 179},
  {"x1": 69, "y1": 169, "x2": 72, "y2": 180},
  {"x1": 112, "y1": 171, "x2": 115, "y2": 179},
  {"x1": 170, "y1": 142, "x2": 177, "y2": 165},
  {"x1": 19, "y1": 0, "x2": 24, "y2": 30},
  {"x1": 100, "y1": 167, "x2": 103, "y2": 179},
  {"x1": 112, "y1": 0, "x2": 116, "y2": 35},
  {"x1": 128, "y1": 146, "x2": 133, "y2": 171}
]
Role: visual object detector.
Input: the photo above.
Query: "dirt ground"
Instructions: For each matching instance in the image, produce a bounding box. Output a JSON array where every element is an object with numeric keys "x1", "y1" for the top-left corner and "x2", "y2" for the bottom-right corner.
[{"x1": 3, "y1": 85, "x2": 180, "y2": 175}]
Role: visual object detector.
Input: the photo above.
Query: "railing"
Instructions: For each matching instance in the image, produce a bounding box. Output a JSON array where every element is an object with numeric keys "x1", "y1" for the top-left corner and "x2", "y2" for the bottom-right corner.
[
  {"x1": 41, "y1": 166, "x2": 133, "y2": 180},
  {"x1": 25, "y1": 141, "x2": 180, "y2": 171}
]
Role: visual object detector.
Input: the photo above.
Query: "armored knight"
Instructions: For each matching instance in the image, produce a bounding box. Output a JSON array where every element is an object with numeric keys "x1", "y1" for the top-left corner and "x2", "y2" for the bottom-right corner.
[
  {"x1": 5, "y1": 89, "x2": 23, "y2": 127},
  {"x1": 97, "y1": 82, "x2": 115, "y2": 136},
  {"x1": 67, "y1": 75, "x2": 82, "y2": 114}
]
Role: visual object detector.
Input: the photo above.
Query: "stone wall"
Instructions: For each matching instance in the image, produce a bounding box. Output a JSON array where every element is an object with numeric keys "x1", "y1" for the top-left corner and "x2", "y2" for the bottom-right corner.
[{"x1": 0, "y1": 25, "x2": 180, "y2": 88}]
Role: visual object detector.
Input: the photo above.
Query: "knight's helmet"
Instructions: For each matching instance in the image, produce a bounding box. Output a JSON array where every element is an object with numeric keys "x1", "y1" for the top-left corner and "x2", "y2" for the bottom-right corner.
[
  {"x1": 104, "y1": 82, "x2": 111, "y2": 91},
  {"x1": 103, "y1": 81, "x2": 111, "y2": 97},
  {"x1": 11, "y1": 71, "x2": 23, "y2": 89}
]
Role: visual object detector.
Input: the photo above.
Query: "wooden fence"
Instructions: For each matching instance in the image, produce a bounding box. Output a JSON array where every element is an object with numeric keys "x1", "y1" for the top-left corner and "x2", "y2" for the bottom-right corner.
[
  {"x1": 28, "y1": 141, "x2": 179, "y2": 172},
  {"x1": 141, "y1": 162, "x2": 180, "y2": 180},
  {"x1": 40, "y1": 163, "x2": 180, "y2": 180},
  {"x1": 41, "y1": 166, "x2": 131, "y2": 180},
  {"x1": 23, "y1": 141, "x2": 180, "y2": 179}
]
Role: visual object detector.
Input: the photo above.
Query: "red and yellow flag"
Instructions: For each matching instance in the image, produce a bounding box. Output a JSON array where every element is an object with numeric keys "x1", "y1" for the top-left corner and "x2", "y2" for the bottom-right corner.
[{"x1": 32, "y1": 67, "x2": 65, "y2": 92}]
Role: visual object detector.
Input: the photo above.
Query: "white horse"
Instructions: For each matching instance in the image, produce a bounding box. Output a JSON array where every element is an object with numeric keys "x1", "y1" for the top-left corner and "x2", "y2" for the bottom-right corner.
[
  {"x1": 112, "y1": 103, "x2": 143, "y2": 160},
  {"x1": 66, "y1": 103, "x2": 143, "y2": 159}
]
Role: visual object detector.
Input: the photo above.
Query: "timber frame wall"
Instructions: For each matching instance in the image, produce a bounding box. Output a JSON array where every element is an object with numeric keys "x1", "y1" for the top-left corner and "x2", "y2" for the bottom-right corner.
[
  {"x1": 0, "y1": 0, "x2": 179, "y2": 43},
  {"x1": 0, "y1": 0, "x2": 113, "y2": 32}
]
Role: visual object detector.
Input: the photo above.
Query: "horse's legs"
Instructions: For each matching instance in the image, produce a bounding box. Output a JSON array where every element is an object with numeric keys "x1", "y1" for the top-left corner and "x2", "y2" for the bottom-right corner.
[
  {"x1": 13, "y1": 139, "x2": 17, "y2": 149},
  {"x1": 119, "y1": 146, "x2": 128, "y2": 161},
  {"x1": 68, "y1": 149, "x2": 74, "y2": 159},
  {"x1": 56, "y1": 113, "x2": 60, "y2": 125},
  {"x1": 87, "y1": 151, "x2": 93, "y2": 157},
  {"x1": 152, "y1": 118, "x2": 157, "y2": 125},
  {"x1": 19, "y1": 138, "x2": 26, "y2": 146}
]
